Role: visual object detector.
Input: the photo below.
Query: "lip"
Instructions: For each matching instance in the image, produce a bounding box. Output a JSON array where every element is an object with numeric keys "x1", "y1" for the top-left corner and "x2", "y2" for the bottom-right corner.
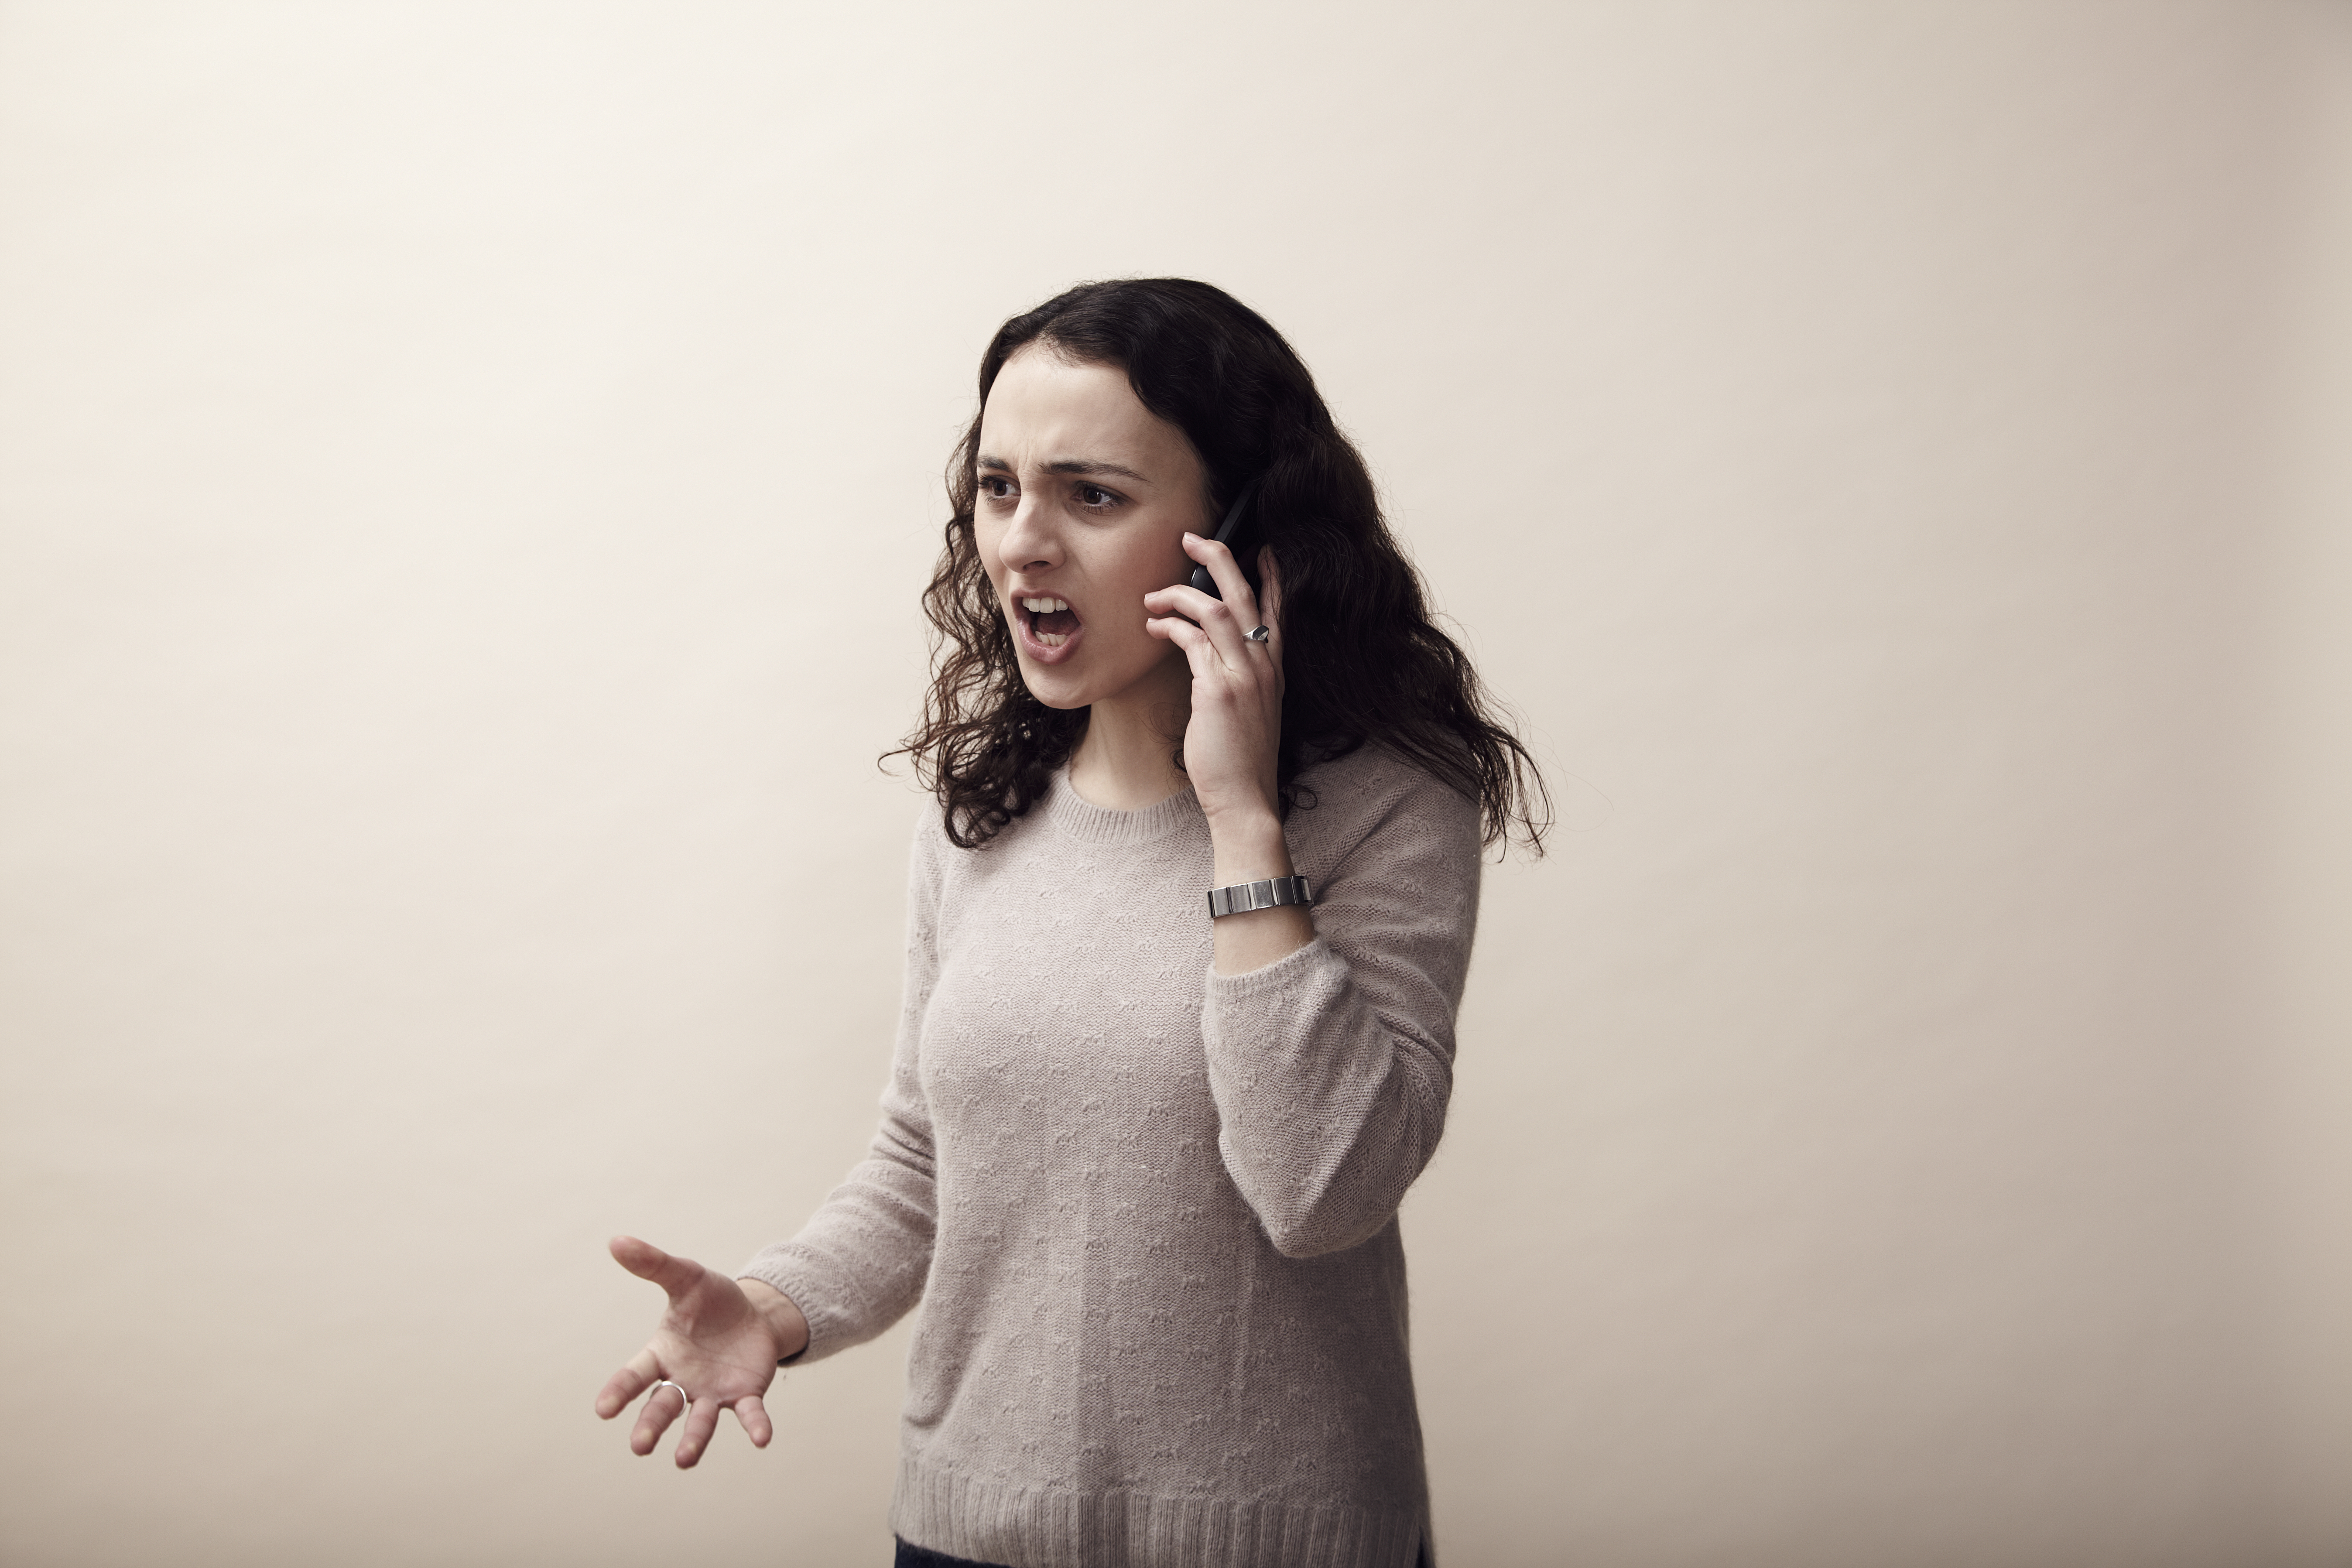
[{"x1": 1008, "y1": 588, "x2": 1085, "y2": 666}]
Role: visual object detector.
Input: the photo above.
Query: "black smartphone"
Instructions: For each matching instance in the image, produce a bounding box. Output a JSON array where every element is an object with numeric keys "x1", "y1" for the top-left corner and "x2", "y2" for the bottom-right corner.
[{"x1": 1188, "y1": 478, "x2": 1263, "y2": 599}]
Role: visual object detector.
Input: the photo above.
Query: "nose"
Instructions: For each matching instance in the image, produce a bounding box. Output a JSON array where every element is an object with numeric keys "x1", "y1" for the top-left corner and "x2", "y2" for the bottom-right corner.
[{"x1": 995, "y1": 489, "x2": 1060, "y2": 574}]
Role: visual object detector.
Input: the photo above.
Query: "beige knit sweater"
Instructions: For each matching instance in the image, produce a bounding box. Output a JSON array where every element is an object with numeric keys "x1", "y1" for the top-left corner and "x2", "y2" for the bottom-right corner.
[{"x1": 739, "y1": 745, "x2": 1482, "y2": 1568}]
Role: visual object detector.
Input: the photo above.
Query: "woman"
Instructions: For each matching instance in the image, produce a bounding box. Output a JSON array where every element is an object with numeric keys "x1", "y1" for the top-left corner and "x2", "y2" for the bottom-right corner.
[{"x1": 594, "y1": 278, "x2": 1546, "y2": 1568}]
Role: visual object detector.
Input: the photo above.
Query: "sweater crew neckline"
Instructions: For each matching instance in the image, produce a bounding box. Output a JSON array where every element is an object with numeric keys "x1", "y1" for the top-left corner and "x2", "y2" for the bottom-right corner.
[{"x1": 1042, "y1": 768, "x2": 1202, "y2": 847}]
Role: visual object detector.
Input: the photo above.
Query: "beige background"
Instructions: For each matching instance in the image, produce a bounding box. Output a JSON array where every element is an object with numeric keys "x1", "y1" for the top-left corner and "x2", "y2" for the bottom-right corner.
[{"x1": 3, "y1": 3, "x2": 2347, "y2": 1565}]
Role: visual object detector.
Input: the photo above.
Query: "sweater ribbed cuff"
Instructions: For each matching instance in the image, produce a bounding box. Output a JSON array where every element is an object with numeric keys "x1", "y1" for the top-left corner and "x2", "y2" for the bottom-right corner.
[{"x1": 734, "y1": 1245, "x2": 851, "y2": 1366}]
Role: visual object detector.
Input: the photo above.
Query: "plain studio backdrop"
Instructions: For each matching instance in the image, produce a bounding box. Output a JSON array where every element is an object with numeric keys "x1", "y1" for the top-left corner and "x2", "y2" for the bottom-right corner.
[{"x1": 3, "y1": 3, "x2": 2348, "y2": 1565}]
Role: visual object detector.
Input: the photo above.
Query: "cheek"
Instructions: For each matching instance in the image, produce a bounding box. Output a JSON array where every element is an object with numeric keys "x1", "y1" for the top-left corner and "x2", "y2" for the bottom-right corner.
[
  {"x1": 972, "y1": 520, "x2": 1008, "y2": 585},
  {"x1": 1105, "y1": 531, "x2": 1186, "y2": 609}
]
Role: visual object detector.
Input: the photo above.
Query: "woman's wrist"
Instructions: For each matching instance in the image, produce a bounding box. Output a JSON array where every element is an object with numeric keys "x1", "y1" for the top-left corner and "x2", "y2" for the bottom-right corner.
[
  {"x1": 1207, "y1": 806, "x2": 1313, "y2": 974},
  {"x1": 1207, "y1": 807, "x2": 1293, "y2": 887},
  {"x1": 737, "y1": 1276, "x2": 811, "y2": 1363}
]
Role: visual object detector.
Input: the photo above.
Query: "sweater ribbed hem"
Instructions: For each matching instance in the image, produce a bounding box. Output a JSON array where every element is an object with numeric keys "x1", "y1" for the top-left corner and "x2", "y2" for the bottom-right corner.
[
  {"x1": 892, "y1": 1455, "x2": 1425, "y2": 1568},
  {"x1": 1041, "y1": 769, "x2": 1202, "y2": 847}
]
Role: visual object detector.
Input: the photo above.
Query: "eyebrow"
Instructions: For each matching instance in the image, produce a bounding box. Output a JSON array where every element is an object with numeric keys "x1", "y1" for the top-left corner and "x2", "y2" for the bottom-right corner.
[{"x1": 975, "y1": 454, "x2": 1151, "y2": 484}]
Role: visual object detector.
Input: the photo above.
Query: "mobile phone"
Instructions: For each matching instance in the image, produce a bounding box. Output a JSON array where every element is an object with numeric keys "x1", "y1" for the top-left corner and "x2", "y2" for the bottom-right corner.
[{"x1": 1188, "y1": 478, "x2": 1263, "y2": 599}]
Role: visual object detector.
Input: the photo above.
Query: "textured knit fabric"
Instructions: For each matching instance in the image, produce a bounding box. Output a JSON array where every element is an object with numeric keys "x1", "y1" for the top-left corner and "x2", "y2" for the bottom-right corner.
[{"x1": 739, "y1": 745, "x2": 1482, "y2": 1568}]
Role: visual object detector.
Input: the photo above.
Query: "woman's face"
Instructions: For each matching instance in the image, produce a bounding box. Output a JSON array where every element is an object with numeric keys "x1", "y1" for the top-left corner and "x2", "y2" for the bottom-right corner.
[{"x1": 972, "y1": 344, "x2": 1210, "y2": 712}]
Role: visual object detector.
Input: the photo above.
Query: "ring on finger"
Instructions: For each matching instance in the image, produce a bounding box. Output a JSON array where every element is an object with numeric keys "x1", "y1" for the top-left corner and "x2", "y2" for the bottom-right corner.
[
  {"x1": 1245, "y1": 625, "x2": 1270, "y2": 643},
  {"x1": 653, "y1": 1378, "x2": 689, "y2": 1411}
]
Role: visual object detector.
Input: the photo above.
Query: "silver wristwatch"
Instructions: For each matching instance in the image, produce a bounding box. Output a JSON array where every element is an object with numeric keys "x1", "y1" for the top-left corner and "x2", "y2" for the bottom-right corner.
[{"x1": 1206, "y1": 875, "x2": 1314, "y2": 919}]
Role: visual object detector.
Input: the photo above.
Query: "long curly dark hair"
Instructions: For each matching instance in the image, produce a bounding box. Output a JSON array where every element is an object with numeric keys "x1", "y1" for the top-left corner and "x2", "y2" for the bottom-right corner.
[{"x1": 895, "y1": 278, "x2": 1550, "y2": 853}]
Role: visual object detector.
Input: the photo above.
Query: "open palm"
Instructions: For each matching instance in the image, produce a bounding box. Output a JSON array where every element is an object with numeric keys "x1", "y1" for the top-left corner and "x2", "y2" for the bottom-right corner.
[{"x1": 592, "y1": 1235, "x2": 782, "y2": 1468}]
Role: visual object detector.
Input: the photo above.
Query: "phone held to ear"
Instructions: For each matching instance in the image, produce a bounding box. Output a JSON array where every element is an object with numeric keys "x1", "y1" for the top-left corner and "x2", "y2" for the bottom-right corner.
[{"x1": 1189, "y1": 479, "x2": 1264, "y2": 600}]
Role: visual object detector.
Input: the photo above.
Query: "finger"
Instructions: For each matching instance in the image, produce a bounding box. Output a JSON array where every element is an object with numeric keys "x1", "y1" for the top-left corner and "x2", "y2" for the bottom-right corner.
[
  {"x1": 1187, "y1": 532, "x2": 1277, "y2": 669},
  {"x1": 1147, "y1": 575, "x2": 1256, "y2": 673},
  {"x1": 1143, "y1": 610, "x2": 1212, "y2": 647},
  {"x1": 609, "y1": 1235, "x2": 704, "y2": 1301},
  {"x1": 594, "y1": 1347, "x2": 661, "y2": 1419},
  {"x1": 674, "y1": 1397, "x2": 725, "y2": 1470},
  {"x1": 630, "y1": 1381, "x2": 688, "y2": 1457},
  {"x1": 1183, "y1": 529, "x2": 1263, "y2": 630},
  {"x1": 1145, "y1": 615, "x2": 1230, "y2": 689},
  {"x1": 1142, "y1": 580, "x2": 1226, "y2": 624},
  {"x1": 734, "y1": 1393, "x2": 774, "y2": 1449}
]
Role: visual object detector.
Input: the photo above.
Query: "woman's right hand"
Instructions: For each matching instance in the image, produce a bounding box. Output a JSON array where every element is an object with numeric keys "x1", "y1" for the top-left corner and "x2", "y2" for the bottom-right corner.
[{"x1": 592, "y1": 1235, "x2": 808, "y2": 1468}]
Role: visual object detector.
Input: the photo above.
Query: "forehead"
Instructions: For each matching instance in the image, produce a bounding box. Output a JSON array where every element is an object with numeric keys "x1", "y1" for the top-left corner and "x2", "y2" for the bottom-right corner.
[{"x1": 978, "y1": 346, "x2": 1195, "y2": 473}]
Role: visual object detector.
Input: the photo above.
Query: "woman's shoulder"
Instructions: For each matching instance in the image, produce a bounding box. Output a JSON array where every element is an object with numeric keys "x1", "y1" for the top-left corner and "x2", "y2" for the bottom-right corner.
[{"x1": 1287, "y1": 740, "x2": 1483, "y2": 860}]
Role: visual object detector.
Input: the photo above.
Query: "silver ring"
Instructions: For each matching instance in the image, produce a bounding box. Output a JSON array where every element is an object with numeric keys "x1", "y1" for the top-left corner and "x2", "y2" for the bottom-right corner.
[
  {"x1": 1245, "y1": 624, "x2": 1270, "y2": 643},
  {"x1": 653, "y1": 1378, "x2": 690, "y2": 1411}
]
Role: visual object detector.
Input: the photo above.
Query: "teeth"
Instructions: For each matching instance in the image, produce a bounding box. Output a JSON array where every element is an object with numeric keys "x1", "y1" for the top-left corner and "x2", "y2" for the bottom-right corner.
[
  {"x1": 1038, "y1": 631, "x2": 1067, "y2": 647},
  {"x1": 1020, "y1": 596, "x2": 1069, "y2": 614}
]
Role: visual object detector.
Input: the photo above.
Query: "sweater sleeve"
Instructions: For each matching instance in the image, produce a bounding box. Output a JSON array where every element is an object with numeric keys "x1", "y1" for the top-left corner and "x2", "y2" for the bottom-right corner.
[
  {"x1": 736, "y1": 816, "x2": 945, "y2": 1363},
  {"x1": 1200, "y1": 762, "x2": 1484, "y2": 1259}
]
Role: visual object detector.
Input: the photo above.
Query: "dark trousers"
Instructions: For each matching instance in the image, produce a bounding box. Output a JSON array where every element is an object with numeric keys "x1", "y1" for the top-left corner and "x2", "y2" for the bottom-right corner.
[
  {"x1": 895, "y1": 1541, "x2": 1010, "y2": 1568},
  {"x1": 893, "y1": 1533, "x2": 1434, "y2": 1567}
]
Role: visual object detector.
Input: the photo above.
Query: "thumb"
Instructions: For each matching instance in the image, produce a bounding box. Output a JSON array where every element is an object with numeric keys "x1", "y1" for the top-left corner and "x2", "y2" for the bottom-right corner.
[{"x1": 609, "y1": 1235, "x2": 705, "y2": 1299}]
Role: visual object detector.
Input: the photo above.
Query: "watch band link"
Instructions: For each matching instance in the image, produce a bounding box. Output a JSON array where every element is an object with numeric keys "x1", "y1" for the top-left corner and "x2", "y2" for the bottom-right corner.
[{"x1": 1205, "y1": 875, "x2": 1315, "y2": 919}]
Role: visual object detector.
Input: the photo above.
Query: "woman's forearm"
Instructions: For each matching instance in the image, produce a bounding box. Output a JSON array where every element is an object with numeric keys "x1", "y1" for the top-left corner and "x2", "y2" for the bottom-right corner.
[
  {"x1": 1208, "y1": 808, "x2": 1316, "y2": 975},
  {"x1": 1201, "y1": 768, "x2": 1482, "y2": 1253}
]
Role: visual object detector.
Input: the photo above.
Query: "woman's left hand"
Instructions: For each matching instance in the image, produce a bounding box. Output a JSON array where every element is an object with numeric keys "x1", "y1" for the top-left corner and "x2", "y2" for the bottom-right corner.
[{"x1": 1143, "y1": 536, "x2": 1286, "y2": 831}]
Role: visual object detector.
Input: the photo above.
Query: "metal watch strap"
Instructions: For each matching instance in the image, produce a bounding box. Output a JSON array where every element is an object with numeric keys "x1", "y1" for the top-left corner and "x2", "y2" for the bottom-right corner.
[{"x1": 1205, "y1": 875, "x2": 1315, "y2": 919}]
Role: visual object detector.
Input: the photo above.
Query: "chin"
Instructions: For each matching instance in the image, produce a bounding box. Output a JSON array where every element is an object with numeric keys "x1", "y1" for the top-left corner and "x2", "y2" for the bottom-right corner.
[
  {"x1": 1014, "y1": 657, "x2": 1097, "y2": 712},
  {"x1": 1028, "y1": 684, "x2": 1093, "y2": 713}
]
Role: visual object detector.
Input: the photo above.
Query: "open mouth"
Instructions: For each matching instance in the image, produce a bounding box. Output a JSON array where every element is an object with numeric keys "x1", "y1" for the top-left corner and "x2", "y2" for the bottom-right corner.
[{"x1": 1018, "y1": 594, "x2": 1082, "y2": 649}]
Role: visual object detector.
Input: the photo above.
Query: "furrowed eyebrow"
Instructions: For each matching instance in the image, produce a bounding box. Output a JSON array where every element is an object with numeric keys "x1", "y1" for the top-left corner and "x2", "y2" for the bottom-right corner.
[
  {"x1": 1044, "y1": 459, "x2": 1149, "y2": 483},
  {"x1": 973, "y1": 453, "x2": 1150, "y2": 483}
]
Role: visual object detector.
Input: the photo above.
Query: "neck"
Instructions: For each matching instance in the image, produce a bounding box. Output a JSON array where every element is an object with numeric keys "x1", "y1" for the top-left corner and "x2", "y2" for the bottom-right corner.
[{"x1": 1066, "y1": 657, "x2": 1191, "y2": 811}]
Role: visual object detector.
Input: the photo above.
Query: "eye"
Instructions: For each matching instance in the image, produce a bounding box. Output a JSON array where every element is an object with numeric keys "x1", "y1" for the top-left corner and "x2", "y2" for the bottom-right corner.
[
  {"x1": 978, "y1": 474, "x2": 1016, "y2": 502},
  {"x1": 1075, "y1": 483, "x2": 1119, "y2": 509}
]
